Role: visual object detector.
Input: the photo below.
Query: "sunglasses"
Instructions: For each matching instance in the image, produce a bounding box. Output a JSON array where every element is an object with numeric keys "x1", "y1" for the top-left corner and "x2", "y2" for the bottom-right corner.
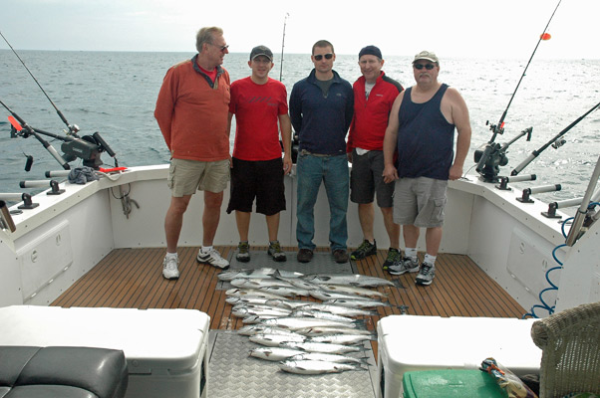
[
  {"x1": 208, "y1": 43, "x2": 229, "y2": 52},
  {"x1": 414, "y1": 63, "x2": 435, "y2": 70},
  {"x1": 313, "y1": 53, "x2": 334, "y2": 61}
]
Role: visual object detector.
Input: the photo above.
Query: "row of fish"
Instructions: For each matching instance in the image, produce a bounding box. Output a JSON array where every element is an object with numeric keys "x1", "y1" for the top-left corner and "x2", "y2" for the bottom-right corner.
[{"x1": 222, "y1": 267, "x2": 393, "y2": 375}]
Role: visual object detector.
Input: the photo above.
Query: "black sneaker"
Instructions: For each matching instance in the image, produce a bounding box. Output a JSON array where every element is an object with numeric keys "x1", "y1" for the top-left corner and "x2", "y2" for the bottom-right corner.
[
  {"x1": 415, "y1": 263, "x2": 435, "y2": 286},
  {"x1": 382, "y1": 248, "x2": 401, "y2": 270},
  {"x1": 350, "y1": 240, "x2": 377, "y2": 260}
]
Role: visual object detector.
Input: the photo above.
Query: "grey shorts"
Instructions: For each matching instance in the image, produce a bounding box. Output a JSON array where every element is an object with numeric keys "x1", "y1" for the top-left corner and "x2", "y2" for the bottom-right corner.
[
  {"x1": 393, "y1": 177, "x2": 448, "y2": 228},
  {"x1": 167, "y1": 158, "x2": 230, "y2": 197},
  {"x1": 350, "y1": 149, "x2": 394, "y2": 208}
]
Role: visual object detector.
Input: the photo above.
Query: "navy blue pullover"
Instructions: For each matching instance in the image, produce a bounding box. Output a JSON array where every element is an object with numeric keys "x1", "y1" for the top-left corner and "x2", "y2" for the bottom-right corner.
[{"x1": 289, "y1": 69, "x2": 354, "y2": 155}]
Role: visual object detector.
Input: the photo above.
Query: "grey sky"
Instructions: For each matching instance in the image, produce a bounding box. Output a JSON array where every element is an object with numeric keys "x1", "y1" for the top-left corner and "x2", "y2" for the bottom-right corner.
[{"x1": 1, "y1": 0, "x2": 597, "y2": 59}]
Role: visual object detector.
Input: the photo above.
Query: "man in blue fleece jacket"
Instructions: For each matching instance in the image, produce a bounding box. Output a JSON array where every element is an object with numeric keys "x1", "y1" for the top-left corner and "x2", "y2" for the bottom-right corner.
[{"x1": 289, "y1": 40, "x2": 354, "y2": 264}]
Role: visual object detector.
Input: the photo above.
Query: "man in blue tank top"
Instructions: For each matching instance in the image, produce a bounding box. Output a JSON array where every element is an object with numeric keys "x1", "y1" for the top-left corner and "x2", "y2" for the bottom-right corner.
[{"x1": 382, "y1": 51, "x2": 472, "y2": 285}]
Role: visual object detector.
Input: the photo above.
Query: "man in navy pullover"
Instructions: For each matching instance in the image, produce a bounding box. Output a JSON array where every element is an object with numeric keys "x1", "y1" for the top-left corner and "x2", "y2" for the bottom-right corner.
[{"x1": 289, "y1": 40, "x2": 354, "y2": 264}]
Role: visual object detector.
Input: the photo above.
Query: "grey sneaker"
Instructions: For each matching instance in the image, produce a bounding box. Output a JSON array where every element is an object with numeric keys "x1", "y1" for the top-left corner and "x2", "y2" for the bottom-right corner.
[
  {"x1": 388, "y1": 257, "x2": 420, "y2": 276},
  {"x1": 197, "y1": 248, "x2": 230, "y2": 269},
  {"x1": 382, "y1": 248, "x2": 401, "y2": 270},
  {"x1": 268, "y1": 241, "x2": 287, "y2": 262},
  {"x1": 236, "y1": 242, "x2": 250, "y2": 262},
  {"x1": 162, "y1": 256, "x2": 180, "y2": 279},
  {"x1": 415, "y1": 263, "x2": 435, "y2": 286},
  {"x1": 350, "y1": 240, "x2": 377, "y2": 260}
]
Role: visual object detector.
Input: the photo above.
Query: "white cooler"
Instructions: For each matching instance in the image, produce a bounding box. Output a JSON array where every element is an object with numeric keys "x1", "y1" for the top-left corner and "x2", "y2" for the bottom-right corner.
[
  {"x1": 0, "y1": 305, "x2": 210, "y2": 398},
  {"x1": 376, "y1": 315, "x2": 541, "y2": 398}
]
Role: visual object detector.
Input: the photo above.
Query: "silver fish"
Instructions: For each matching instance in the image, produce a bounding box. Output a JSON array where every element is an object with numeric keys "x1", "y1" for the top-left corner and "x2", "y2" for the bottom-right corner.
[
  {"x1": 249, "y1": 333, "x2": 307, "y2": 347},
  {"x1": 278, "y1": 359, "x2": 365, "y2": 374},
  {"x1": 260, "y1": 317, "x2": 363, "y2": 331},
  {"x1": 225, "y1": 288, "x2": 288, "y2": 300},
  {"x1": 279, "y1": 341, "x2": 362, "y2": 354},
  {"x1": 276, "y1": 277, "x2": 321, "y2": 291},
  {"x1": 249, "y1": 347, "x2": 305, "y2": 361},
  {"x1": 226, "y1": 296, "x2": 274, "y2": 306},
  {"x1": 219, "y1": 268, "x2": 303, "y2": 281},
  {"x1": 238, "y1": 325, "x2": 305, "y2": 337},
  {"x1": 318, "y1": 284, "x2": 386, "y2": 298},
  {"x1": 290, "y1": 309, "x2": 355, "y2": 323},
  {"x1": 323, "y1": 298, "x2": 392, "y2": 309},
  {"x1": 231, "y1": 305, "x2": 291, "y2": 318},
  {"x1": 242, "y1": 315, "x2": 283, "y2": 324},
  {"x1": 302, "y1": 274, "x2": 394, "y2": 287},
  {"x1": 309, "y1": 334, "x2": 376, "y2": 345},
  {"x1": 295, "y1": 326, "x2": 375, "y2": 337},
  {"x1": 264, "y1": 298, "x2": 311, "y2": 309},
  {"x1": 289, "y1": 352, "x2": 369, "y2": 364},
  {"x1": 260, "y1": 286, "x2": 310, "y2": 297},
  {"x1": 300, "y1": 303, "x2": 376, "y2": 317},
  {"x1": 310, "y1": 290, "x2": 368, "y2": 301},
  {"x1": 230, "y1": 278, "x2": 294, "y2": 289}
]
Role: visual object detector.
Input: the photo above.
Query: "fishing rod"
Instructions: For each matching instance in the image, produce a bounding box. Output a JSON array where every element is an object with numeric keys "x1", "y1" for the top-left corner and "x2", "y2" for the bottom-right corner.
[
  {"x1": 1, "y1": 31, "x2": 118, "y2": 170},
  {"x1": 0, "y1": 98, "x2": 107, "y2": 170},
  {"x1": 0, "y1": 30, "x2": 79, "y2": 136},
  {"x1": 511, "y1": 100, "x2": 600, "y2": 176},
  {"x1": 475, "y1": 0, "x2": 562, "y2": 182},
  {"x1": 279, "y1": 12, "x2": 290, "y2": 82}
]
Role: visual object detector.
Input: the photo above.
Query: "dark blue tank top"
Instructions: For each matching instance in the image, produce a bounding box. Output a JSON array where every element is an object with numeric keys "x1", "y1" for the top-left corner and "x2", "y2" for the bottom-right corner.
[{"x1": 396, "y1": 84, "x2": 455, "y2": 180}]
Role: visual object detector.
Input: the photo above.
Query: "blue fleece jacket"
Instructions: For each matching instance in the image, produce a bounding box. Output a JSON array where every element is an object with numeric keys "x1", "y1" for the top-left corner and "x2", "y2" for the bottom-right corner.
[{"x1": 289, "y1": 69, "x2": 354, "y2": 155}]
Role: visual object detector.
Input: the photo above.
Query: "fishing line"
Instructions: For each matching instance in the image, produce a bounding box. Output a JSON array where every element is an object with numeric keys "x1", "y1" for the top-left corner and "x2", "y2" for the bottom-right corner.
[
  {"x1": 493, "y1": 0, "x2": 562, "y2": 135},
  {"x1": 0, "y1": 30, "x2": 78, "y2": 135}
]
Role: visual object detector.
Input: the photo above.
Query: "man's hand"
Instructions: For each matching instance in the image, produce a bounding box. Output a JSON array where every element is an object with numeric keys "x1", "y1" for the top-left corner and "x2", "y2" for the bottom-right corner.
[{"x1": 382, "y1": 164, "x2": 399, "y2": 184}]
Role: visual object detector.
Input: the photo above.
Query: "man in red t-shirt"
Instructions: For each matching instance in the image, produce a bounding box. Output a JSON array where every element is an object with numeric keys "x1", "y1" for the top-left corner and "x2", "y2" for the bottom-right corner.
[{"x1": 226, "y1": 45, "x2": 292, "y2": 262}]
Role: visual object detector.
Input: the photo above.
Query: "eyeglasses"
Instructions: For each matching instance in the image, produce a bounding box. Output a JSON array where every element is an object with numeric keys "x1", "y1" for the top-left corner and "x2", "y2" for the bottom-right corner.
[
  {"x1": 207, "y1": 42, "x2": 229, "y2": 52},
  {"x1": 313, "y1": 53, "x2": 334, "y2": 61},
  {"x1": 414, "y1": 63, "x2": 435, "y2": 70}
]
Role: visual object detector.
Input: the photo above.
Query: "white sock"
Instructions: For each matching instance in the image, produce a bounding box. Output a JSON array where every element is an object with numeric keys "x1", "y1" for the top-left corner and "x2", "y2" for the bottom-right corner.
[
  {"x1": 166, "y1": 252, "x2": 177, "y2": 259},
  {"x1": 405, "y1": 248, "x2": 418, "y2": 260},
  {"x1": 424, "y1": 254, "x2": 436, "y2": 266},
  {"x1": 201, "y1": 246, "x2": 213, "y2": 254}
]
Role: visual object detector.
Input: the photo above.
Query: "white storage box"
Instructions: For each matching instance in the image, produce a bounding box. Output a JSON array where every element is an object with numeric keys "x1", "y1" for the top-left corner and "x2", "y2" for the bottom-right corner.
[
  {"x1": 0, "y1": 305, "x2": 210, "y2": 398},
  {"x1": 376, "y1": 315, "x2": 541, "y2": 398}
]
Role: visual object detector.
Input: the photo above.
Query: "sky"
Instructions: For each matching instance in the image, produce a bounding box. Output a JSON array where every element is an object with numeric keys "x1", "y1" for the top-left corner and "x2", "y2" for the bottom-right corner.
[{"x1": 0, "y1": 0, "x2": 598, "y2": 60}]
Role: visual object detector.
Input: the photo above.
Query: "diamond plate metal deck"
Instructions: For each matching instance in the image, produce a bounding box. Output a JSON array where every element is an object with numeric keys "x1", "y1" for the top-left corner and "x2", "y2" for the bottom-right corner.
[
  {"x1": 218, "y1": 251, "x2": 356, "y2": 290},
  {"x1": 207, "y1": 331, "x2": 378, "y2": 398}
]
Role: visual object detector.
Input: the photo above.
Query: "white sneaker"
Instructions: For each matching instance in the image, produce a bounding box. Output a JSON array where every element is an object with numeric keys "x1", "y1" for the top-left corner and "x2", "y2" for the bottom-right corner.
[
  {"x1": 162, "y1": 256, "x2": 180, "y2": 279},
  {"x1": 197, "y1": 248, "x2": 230, "y2": 269}
]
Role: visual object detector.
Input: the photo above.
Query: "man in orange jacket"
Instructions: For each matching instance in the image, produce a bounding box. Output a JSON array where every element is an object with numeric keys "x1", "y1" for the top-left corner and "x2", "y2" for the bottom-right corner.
[{"x1": 155, "y1": 26, "x2": 231, "y2": 279}]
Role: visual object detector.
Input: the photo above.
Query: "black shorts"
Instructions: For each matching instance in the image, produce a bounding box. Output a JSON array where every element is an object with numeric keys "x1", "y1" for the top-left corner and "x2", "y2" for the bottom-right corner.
[{"x1": 226, "y1": 157, "x2": 286, "y2": 216}]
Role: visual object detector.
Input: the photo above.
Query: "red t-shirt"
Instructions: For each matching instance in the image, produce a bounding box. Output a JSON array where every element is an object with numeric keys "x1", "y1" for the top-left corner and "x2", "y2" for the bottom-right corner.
[{"x1": 229, "y1": 77, "x2": 288, "y2": 161}]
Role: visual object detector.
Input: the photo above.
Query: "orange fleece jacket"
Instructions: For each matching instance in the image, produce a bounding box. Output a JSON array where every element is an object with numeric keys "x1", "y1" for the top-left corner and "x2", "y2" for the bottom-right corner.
[{"x1": 155, "y1": 57, "x2": 231, "y2": 161}]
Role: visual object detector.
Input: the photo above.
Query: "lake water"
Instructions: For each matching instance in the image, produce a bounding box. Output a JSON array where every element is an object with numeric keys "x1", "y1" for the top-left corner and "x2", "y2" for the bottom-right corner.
[{"x1": 1, "y1": 50, "x2": 599, "y2": 211}]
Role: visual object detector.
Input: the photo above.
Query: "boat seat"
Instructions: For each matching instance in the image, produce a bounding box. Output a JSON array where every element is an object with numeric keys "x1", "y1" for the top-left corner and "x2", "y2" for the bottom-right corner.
[
  {"x1": 0, "y1": 346, "x2": 128, "y2": 398},
  {"x1": 531, "y1": 301, "x2": 600, "y2": 398}
]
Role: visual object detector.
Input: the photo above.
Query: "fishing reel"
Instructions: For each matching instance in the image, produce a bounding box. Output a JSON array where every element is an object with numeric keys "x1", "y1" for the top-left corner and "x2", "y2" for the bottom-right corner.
[{"x1": 474, "y1": 125, "x2": 532, "y2": 183}]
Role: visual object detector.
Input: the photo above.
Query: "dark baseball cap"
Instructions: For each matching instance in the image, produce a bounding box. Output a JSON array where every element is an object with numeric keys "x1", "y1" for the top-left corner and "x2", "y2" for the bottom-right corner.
[
  {"x1": 359, "y1": 45, "x2": 383, "y2": 60},
  {"x1": 250, "y1": 45, "x2": 273, "y2": 61}
]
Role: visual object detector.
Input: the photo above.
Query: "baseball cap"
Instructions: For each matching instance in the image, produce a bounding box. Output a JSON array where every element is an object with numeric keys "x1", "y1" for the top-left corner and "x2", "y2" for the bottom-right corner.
[
  {"x1": 358, "y1": 45, "x2": 383, "y2": 60},
  {"x1": 250, "y1": 45, "x2": 273, "y2": 61},
  {"x1": 413, "y1": 50, "x2": 439, "y2": 63}
]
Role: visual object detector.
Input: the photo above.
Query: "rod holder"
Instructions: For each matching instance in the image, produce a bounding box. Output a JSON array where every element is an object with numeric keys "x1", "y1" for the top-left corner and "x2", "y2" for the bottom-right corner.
[
  {"x1": 45, "y1": 170, "x2": 71, "y2": 178},
  {"x1": 495, "y1": 174, "x2": 537, "y2": 190},
  {"x1": 541, "y1": 198, "x2": 583, "y2": 219},
  {"x1": 517, "y1": 184, "x2": 562, "y2": 204},
  {"x1": 19, "y1": 179, "x2": 65, "y2": 195},
  {"x1": 0, "y1": 193, "x2": 39, "y2": 210}
]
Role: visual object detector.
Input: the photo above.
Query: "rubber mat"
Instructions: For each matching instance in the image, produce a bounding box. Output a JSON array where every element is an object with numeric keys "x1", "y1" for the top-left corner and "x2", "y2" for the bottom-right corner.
[
  {"x1": 207, "y1": 331, "x2": 378, "y2": 398},
  {"x1": 218, "y1": 251, "x2": 356, "y2": 290}
]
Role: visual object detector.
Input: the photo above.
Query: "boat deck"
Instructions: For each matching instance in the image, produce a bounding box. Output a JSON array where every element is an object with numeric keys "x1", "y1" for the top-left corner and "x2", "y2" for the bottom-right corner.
[{"x1": 52, "y1": 245, "x2": 526, "y2": 331}]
